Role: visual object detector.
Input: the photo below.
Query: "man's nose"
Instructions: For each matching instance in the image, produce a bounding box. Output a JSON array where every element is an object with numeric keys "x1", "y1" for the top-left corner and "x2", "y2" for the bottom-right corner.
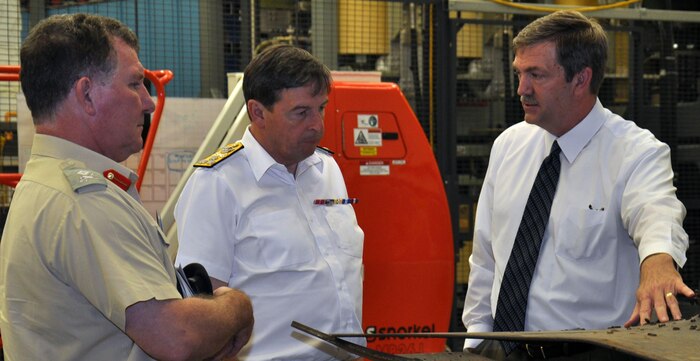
[
  {"x1": 516, "y1": 78, "x2": 530, "y2": 96},
  {"x1": 310, "y1": 110, "x2": 324, "y2": 131},
  {"x1": 142, "y1": 88, "x2": 156, "y2": 114}
]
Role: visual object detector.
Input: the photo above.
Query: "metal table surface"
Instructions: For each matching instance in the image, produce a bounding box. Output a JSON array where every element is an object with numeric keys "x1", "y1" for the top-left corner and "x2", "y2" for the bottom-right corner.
[{"x1": 293, "y1": 314, "x2": 700, "y2": 361}]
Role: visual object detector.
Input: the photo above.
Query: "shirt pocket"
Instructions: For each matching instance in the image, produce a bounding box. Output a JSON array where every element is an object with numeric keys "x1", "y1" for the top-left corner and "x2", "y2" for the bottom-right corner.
[
  {"x1": 324, "y1": 206, "x2": 364, "y2": 258},
  {"x1": 554, "y1": 205, "x2": 607, "y2": 261},
  {"x1": 244, "y1": 209, "x2": 314, "y2": 269}
]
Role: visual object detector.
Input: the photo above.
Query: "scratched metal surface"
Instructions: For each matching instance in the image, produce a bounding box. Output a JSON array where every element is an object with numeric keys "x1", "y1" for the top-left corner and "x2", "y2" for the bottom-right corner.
[
  {"x1": 477, "y1": 314, "x2": 700, "y2": 361},
  {"x1": 293, "y1": 314, "x2": 700, "y2": 361},
  {"x1": 402, "y1": 314, "x2": 700, "y2": 361}
]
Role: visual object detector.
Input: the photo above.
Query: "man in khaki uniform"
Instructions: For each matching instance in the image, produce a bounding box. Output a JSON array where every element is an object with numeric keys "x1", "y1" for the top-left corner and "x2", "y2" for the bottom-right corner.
[{"x1": 0, "y1": 13, "x2": 253, "y2": 360}]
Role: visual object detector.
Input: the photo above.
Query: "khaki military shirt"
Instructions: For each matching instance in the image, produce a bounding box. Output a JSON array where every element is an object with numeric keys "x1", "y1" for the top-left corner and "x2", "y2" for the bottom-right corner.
[{"x1": 0, "y1": 134, "x2": 181, "y2": 360}]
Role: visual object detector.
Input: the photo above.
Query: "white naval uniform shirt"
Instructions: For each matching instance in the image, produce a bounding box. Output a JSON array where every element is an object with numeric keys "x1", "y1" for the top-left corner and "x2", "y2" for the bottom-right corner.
[
  {"x1": 463, "y1": 99, "x2": 689, "y2": 349},
  {"x1": 175, "y1": 128, "x2": 365, "y2": 361}
]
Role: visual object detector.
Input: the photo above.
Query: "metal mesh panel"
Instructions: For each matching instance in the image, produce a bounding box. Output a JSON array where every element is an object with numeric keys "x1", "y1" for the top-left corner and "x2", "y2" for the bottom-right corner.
[
  {"x1": 0, "y1": 1, "x2": 21, "y2": 213},
  {"x1": 3, "y1": 0, "x2": 436, "y2": 197}
]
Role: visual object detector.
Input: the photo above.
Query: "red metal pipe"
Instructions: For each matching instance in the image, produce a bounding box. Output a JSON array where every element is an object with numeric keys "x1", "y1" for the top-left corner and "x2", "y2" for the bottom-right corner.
[
  {"x1": 0, "y1": 174, "x2": 21, "y2": 188},
  {"x1": 0, "y1": 65, "x2": 20, "y2": 82},
  {"x1": 137, "y1": 69, "x2": 173, "y2": 191},
  {"x1": 0, "y1": 66, "x2": 173, "y2": 192}
]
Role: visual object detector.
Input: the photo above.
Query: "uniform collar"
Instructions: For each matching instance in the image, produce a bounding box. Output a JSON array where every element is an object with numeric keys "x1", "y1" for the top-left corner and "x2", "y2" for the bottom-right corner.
[
  {"x1": 32, "y1": 134, "x2": 139, "y2": 195},
  {"x1": 241, "y1": 127, "x2": 322, "y2": 182}
]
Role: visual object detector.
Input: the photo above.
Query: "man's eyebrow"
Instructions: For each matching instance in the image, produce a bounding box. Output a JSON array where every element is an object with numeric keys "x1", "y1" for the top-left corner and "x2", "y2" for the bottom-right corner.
[
  {"x1": 126, "y1": 72, "x2": 143, "y2": 83},
  {"x1": 513, "y1": 64, "x2": 541, "y2": 73},
  {"x1": 290, "y1": 105, "x2": 311, "y2": 111},
  {"x1": 291, "y1": 100, "x2": 328, "y2": 111}
]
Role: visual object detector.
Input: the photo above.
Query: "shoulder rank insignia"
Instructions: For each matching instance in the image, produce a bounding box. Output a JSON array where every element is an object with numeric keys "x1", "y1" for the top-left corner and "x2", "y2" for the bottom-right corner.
[
  {"x1": 103, "y1": 169, "x2": 132, "y2": 191},
  {"x1": 316, "y1": 145, "x2": 334, "y2": 155},
  {"x1": 62, "y1": 165, "x2": 108, "y2": 194},
  {"x1": 194, "y1": 142, "x2": 244, "y2": 168}
]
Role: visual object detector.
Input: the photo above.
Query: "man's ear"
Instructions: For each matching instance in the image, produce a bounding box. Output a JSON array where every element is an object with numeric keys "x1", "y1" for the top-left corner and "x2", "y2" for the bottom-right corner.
[
  {"x1": 74, "y1": 76, "x2": 97, "y2": 116},
  {"x1": 247, "y1": 99, "x2": 266, "y2": 127},
  {"x1": 574, "y1": 67, "x2": 592, "y2": 94}
]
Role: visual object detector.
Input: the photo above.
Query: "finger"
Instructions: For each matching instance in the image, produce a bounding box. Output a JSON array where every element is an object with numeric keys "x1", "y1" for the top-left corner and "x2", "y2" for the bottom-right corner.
[
  {"x1": 624, "y1": 303, "x2": 640, "y2": 328},
  {"x1": 678, "y1": 284, "x2": 696, "y2": 299},
  {"x1": 219, "y1": 341, "x2": 239, "y2": 361},
  {"x1": 664, "y1": 291, "x2": 683, "y2": 320},
  {"x1": 230, "y1": 332, "x2": 250, "y2": 356},
  {"x1": 230, "y1": 339, "x2": 245, "y2": 356},
  {"x1": 654, "y1": 291, "x2": 670, "y2": 323},
  {"x1": 639, "y1": 296, "x2": 654, "y2": 325}
]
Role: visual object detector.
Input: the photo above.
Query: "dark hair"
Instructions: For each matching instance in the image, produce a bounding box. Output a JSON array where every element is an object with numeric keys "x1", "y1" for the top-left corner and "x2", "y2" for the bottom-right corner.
[
  {"x1": 242, "y1": 44, "x2": 331, "y2": 110},
  {"x1": 513, "y1": 10, "x2": 608, "y2": 95},
  {"x1": 20, "y1": 13, "x2": 139, "y2": 122}
]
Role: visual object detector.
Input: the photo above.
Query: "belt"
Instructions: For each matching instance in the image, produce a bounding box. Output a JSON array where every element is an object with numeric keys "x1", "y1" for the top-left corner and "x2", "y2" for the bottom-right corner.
[{"x1": 520, "y1": 342, "x2": 594, "y2": 359}]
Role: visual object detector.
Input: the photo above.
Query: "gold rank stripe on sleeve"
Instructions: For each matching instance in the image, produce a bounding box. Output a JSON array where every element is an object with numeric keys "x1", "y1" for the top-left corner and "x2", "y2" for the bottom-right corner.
[{"x1": 194, "y1": 142, "x2": 244, "y2": 168}]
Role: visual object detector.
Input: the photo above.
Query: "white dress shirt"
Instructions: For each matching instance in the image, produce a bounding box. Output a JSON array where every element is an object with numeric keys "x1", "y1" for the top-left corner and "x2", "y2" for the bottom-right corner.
[
  {"x1": 462, "y1": 99, "x2": 689, "y2": 349},
  {"x1": 175, "y1": 128, "x2": 364, "y2": 360}
]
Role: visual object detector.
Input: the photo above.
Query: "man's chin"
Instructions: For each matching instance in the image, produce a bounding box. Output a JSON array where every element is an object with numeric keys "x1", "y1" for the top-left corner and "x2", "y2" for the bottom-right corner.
[
  {"x1": 301, "y1": 145, "x2": 319, "y2": 159},
  {"x1": 304, "y1": 140, "x2": 321, "y2": 150},
  {"x1": 132, "y1": 140, "x2": 144, "y2": 156},
  {"x1": 523, "y1": 115, "x2": 539, "y2": 125}
]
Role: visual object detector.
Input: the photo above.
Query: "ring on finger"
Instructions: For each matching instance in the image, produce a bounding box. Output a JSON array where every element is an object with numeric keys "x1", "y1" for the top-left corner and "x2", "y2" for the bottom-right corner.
[{"x1": 665, "y1": 292, "x2": 674, "y2": 298}]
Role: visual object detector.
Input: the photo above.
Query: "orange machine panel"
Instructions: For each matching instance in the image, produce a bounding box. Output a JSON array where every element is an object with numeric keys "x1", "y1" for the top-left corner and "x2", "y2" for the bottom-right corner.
[
  {"x1": 320, "y1": 81, "x2": 454, "y2": 354},
  {"x1": 341, "y1": 111, "x2": 406, "y2": 159}
]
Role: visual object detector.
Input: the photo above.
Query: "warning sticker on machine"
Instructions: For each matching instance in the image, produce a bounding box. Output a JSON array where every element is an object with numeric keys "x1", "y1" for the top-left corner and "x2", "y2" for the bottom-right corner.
[
  {"x1": 354, "y1": 128, "x2": 382, "y2": 146},
  {"x1": 360, "y1": 161, "x2": 390, "y2": 176},
  {"x1": 360, "y1": 147, "x2": 378, "y2": 156},
  {"x1": 360, "y1": 165, "x2": 390, "y2": 176},
  {"x1": 358, "y1": 114, "x2": 379, "y2": 128}
]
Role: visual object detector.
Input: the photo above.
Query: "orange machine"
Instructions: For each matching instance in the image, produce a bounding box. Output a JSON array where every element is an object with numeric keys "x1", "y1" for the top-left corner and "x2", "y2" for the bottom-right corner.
[{"x1": 320, "y1": 82, "x2": 454, "y2": 354}]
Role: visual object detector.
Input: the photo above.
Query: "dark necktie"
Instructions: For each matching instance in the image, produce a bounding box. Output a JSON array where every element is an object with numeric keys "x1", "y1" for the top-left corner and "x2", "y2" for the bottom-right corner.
[{"x1": 492, "y1": 141, "x2": 562, "y2": 354}]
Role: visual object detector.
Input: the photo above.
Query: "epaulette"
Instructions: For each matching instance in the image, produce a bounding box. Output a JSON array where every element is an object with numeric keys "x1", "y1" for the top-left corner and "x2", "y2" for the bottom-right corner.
[
  {"x1": 194, "y1": 142, "x2": 244, "y2": 168},
  {"x1": 103, "y1": 169, "x2": 132, "y2": 191},
  {"x1": 316, "y1": 145, "x2": 334, "y2": 155},
  {"x1": 61, "y1": 161, "x2": 108, "y2": 194}
]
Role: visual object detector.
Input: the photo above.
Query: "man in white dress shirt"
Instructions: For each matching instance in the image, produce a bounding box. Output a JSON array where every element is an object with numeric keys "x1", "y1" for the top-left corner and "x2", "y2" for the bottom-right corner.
[
  {"x1": 175, "y1": 44, "x2": 364, "y2": 360},
  {"x1": 463, "y1": 10, "x2": 695, "y2": 360}
]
